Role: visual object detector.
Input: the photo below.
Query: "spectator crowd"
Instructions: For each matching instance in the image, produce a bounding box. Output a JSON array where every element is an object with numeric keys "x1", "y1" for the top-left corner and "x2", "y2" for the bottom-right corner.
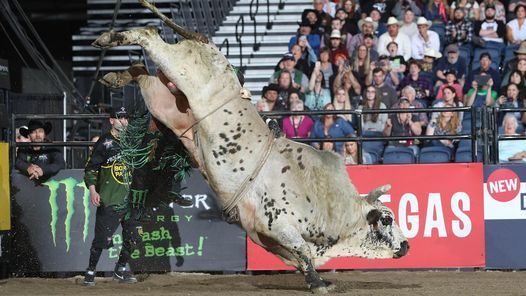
[{"x1": 256, "y1": 0, "x2": 526, "y2": 164}]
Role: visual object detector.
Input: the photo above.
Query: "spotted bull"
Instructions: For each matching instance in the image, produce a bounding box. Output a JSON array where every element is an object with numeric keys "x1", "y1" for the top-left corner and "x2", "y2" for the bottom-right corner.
[{"x1": 93, "y1": 1, "x2": 409, "y2": 293}]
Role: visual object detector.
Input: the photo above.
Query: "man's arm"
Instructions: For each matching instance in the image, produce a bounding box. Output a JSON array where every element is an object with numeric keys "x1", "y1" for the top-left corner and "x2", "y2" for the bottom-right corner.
[
  {"x1": 40, "y1": 149, "x2": 65, "y2": 177},
  {"x1": 15, "y1": 149, "x2": 31, "y2": 175}
]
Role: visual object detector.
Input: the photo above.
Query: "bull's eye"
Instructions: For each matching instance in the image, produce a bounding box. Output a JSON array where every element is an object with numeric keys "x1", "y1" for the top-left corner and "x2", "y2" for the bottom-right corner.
[{"x1": 381, "y1": 216, "x2": 393, "y2": 226}]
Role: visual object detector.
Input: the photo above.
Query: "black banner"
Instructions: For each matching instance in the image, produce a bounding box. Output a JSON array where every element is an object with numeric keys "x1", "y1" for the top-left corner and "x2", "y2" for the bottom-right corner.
[
  {"x1": 10, "y1": 170, "x2": 246, "y2": 273},
  {"x1": 0, "y1": 59, "x2": 9, "y2": 90}
]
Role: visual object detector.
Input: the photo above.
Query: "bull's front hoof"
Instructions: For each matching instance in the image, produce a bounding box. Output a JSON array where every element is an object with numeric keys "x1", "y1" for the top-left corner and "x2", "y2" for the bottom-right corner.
[
  {"x1": 92, "y1": 31, "x2": 118, "y2": 49},
  {"x1": 99, "y1": 71, "x2": 133, "y2": 89}
]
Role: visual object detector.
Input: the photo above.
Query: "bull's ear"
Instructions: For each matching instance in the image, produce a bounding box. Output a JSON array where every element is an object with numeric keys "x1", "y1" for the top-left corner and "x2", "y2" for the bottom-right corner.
[{"x1": 366, "y1": 209, "x2": 382, "y2": 225}]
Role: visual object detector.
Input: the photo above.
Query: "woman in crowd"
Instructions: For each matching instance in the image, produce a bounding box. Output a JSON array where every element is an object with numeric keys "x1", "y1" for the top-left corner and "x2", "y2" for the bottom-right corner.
[
  {"x1": 432, "y1": 85, "x2": 465, "y2": 124},
  {"x1": 342, "y1": 140, "x2": 372, "y2": 165},
  {"x1": 501, "y1": 70, "x2": 526, "y2": 100},
  {"x1": 318, "y1": 47, "x2": 338, "y2": 90},
  {"x1": 495, "y1": 83, "x2": 526, "y2": 125},
  {"x1": 426, "y1": 104, "x2": 461, "y2": 149},
  {"x1": 351, "y1": 44, "x2": 372, "y2": 92},
  {"x1": 305, "y1": 65, "x2": 332, "y2": 111},
  {"x1": 282, "y1": 100, "x2": 314, "y2": 139},
  {"x1": 277, "y1": 70, "x2": 300, "y2": 107},
  {"x1": 333, "y1": 87, "x2": 354, "y2": 123},
  {"x1": 436, "y1": 70, "x2": 464, "y2": 101},
  {"x1": 310, "y1": 103, "x2": 355, "y2": 152},
  {"x1": 424, "y1": 0, "x2": 450, "y2": 38},
  {"x1": 357, "y1": 86, "x2": 388, "y2": 132}
]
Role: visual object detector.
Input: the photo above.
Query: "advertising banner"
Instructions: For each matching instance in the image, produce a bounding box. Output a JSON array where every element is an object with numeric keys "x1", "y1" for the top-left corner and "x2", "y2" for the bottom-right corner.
[
  {"x1": 11, "y1": 169, "x2": 246, "y2": 272},
  {"x1": 247, "y1": 163, "x2": 485, "y2": 270},
  {"x1": 0, "y1": 143, "x2": 9, "y2": 231},
  {"x1": 484, "y1": 165, "x2": 526, "y2": 269}
]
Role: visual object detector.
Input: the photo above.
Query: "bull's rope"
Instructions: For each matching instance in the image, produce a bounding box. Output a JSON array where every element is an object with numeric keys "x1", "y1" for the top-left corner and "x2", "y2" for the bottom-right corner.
[{"x1": 222, "y1": 132, "x2": 274, "y2": 223}]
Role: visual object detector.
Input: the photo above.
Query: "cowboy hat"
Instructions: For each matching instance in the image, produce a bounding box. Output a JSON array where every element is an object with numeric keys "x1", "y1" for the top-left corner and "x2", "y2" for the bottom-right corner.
[
  {"x1": 19, "y1": 120, "x2": 52, "y2": 137},
  {"x1": 515, "y1": 44, "x2": 526, "y2": 55},
  {"x1": 416, "y1": 17, "x2": 432, "y2": 27},
  {"x1": 424, "y1": 47, "x2": 442, "y2": 59},
  {"x1": 357, "y1": 17, "x2": 378, "y2": 32},
  {"x1": 330, "y1": 30, "x2": 342, "y2": 39},
  {"x1": 386, "y1": 17, "x2": 401, "y2": 26}
]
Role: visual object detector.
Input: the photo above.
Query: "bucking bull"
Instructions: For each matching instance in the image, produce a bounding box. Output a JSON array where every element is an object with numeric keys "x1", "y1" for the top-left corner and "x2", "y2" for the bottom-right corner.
[{"x1": 93, "y1": 0, "x2": 409, "y2": 293}]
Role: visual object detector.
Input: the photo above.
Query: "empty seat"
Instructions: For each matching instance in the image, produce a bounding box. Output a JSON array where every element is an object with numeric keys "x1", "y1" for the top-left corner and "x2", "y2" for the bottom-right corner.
[
  {"x1": 382, "y1": 147, "x2": 416, "y2": 164},
  {"x1": 455, "y1": 146, "x2": 483, "y2": 162},
  {"x1": 419, "y1": 146, "x2": 452, "y2": 163}
]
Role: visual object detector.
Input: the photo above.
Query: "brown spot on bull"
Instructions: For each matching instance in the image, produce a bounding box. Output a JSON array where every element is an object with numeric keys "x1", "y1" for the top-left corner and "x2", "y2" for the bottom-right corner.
[{"x1": 281, "y1": 166, "x2": 291, "y2": 173}]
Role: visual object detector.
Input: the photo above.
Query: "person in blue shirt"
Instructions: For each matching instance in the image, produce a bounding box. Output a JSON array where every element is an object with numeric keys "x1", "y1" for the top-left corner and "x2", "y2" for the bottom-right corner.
[{"x1": 310, "y1": 103, "x2": 355, "y2": 152}]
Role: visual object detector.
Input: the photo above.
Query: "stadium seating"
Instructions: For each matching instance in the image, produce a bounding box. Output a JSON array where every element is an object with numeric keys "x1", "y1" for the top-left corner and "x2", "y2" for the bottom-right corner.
[
  {"x1": 382, "y1": 147, "x2": 417, "y2": 164},
  {"x1": 419, "y1": 146, "x2": 452, "y2": 163}
]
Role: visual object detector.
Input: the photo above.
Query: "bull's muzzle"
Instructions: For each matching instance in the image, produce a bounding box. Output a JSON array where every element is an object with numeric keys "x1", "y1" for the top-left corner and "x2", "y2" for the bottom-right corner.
[{"x1": 393, "y1": 241, "x2": 409, "y2": 259}]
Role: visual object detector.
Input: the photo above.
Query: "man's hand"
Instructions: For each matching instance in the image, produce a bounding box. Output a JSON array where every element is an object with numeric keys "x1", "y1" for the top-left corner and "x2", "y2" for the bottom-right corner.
[
  {"x1": 27, "y1": 164, "x2": 43, "y2": 180},
  {"x1": 89, "y1": 188, "x2": 101, "y2": 207},
  {"x1": 157, "y1": 70, "x2": 177, "y2": 93}
]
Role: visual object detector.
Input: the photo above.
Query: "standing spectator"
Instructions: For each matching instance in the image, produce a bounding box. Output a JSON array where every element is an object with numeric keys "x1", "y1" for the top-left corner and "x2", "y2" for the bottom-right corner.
[
  {"x1": 383, "y1": 97, "x2": 423, "y2": 156},
  {"x1": 83, "y1": 107, "x2": 139, "y2": 286},
  {"x1": 348, "y1": 17, "x2": 378, "y2": 56},
  {"x1": 435, "y1": 44, "x2": 467, "y2": 87},
  {"x1": 393, "y1": 0, "x2": 422, "y2": 20},
  {"x1": 15, "y1": 120, "x2": 65, "y2": 182},
  {"x1": 445, "y1": 8, "x2": 474, "y2": 65},
  {"x1": 411, "y1": 17, "x2": 441, "y2": 60},
  {"x1": 450, "y1": 0, "x2": 480, "y2": 21},
  {"x1": 289, "y1": 20, "x2": 322, "y2": 57},
  {"x1": 282, "y1": 100, "x2": 314, "y2": 139},
  {"x1": 377, "y1": 17, "x2": 413, "y2": 61},
  {"x1": 498, "y1": 114, "x2": 526, "y2": 162},
  {"x1": 371, "y1": 68, "x2": 399, "y2": 108},
  {"x1": 479, "y1": 0, "x2": 506, "y2": 22},
  {"x1": 305, "y1": 64, "x2": 332, "y2": 111},
  {"x1": 358, "y1": 85, "x2": 389, "y2": 132},
  {"x1": 310, "y1": 103, "x2": 355, "y2": 152},
  {"x1": 400, "y1": 9, "x2": 419, "y2": 38}
]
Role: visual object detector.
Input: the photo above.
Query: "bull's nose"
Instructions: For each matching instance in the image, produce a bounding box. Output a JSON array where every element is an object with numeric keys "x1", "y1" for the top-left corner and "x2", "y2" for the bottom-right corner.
[{"x1": 394, "y1": 241, "x2": 409, "y2": 259}]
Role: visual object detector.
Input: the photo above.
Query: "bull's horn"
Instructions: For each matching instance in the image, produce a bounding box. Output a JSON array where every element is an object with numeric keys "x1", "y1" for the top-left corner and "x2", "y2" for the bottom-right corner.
[
  {"x1": 365, "y1": 184, "x2": 391, "y2": 204},
  {"x1": 138, "y1": 0, "x2": 209, "y2": 44}
]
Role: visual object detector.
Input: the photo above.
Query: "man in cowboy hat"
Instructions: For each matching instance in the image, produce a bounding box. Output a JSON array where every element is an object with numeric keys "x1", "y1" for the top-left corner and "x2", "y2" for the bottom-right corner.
[
  {"x1": 377, "y1": 17, "x2": 412, "y2": 61},
  {"x1": 348, "y1": 17, "x2": 378, "y2": 56},
  {"x1": 411, "y1": 17, "x2": 441, "y2": 60},
  {"x1": 288, "y1": 19, "x2": 321, "y2": 57},
  {"x1": 15, "y1": 119, "x2": 65, "y2": 182}
]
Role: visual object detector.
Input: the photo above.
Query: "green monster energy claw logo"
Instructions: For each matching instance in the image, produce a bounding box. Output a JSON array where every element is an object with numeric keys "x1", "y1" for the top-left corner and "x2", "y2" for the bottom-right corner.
[{"x1": 43, "y1": 177, "x2": 90, "y2": 252}]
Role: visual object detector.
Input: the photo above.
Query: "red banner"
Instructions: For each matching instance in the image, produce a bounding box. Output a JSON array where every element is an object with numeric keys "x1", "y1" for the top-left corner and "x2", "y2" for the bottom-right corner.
[{"x1": 247, "y1": 163, "x2": 485, "y2": 270}]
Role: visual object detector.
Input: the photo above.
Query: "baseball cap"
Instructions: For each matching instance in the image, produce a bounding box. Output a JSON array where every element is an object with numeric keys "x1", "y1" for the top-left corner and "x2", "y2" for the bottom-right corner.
[{"x1": 110, "y1": 106, "x2": 129, "y2": 119}]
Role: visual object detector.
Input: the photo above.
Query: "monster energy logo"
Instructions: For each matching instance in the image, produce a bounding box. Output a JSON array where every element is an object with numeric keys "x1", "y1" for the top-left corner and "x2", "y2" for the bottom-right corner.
[{"x1": 43, "y1": 177, "x2": 90, "y2": 252}]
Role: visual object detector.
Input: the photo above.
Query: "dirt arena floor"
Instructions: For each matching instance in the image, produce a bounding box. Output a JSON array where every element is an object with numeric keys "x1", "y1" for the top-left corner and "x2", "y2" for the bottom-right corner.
[{"x1": 1, "y1": 270, "x2": 525, "y2": 295}]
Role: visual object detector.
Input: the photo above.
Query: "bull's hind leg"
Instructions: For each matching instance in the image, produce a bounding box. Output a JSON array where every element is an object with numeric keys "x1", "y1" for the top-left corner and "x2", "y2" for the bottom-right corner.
[
  {"x1": 99, "y1": 64, "x2": 149, "y2": 89},
  {"x1": 92, "y1": 27, "x2": 158, "y2": 49}
]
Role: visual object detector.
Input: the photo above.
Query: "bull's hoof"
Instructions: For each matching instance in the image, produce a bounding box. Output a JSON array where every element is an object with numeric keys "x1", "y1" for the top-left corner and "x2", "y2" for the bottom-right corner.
[
  {"x1": 324, "y1": 280, "x2": 337, "y2": 292},
  {"x1": 99, "y1": 71, "x2": 133, "y2": 89},
  {"x1": 92, "y1": 31, "x2": 119, "y2": 49},
  {"x1": 309, "y1": 280, "x2": 330, "y2": 294},
  {"x1": 310, "y1": 286, "x2": 329, "y2": 294}
]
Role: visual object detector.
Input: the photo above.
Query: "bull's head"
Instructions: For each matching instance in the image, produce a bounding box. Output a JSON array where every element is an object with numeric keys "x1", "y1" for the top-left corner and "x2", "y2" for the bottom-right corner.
[{"x1": 357, "y1": 185, "x2": 409, "y2": 259}]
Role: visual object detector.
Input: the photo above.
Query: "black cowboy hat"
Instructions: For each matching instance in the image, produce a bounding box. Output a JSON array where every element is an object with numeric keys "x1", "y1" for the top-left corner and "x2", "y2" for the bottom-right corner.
[
  {"x1": 19, "y1": 119, "x2": 52, "y2": 137},
  {"x1": 262, "y1": 83, "x2": 280, "y2": 96}
]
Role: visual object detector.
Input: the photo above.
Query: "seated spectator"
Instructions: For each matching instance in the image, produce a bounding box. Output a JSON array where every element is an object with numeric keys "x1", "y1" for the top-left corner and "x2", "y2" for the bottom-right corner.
[
  {"x1": 370, "y1": 8, "x2": 387, "y2": 36},
  {"x1": 411, "y1": 17, "x2": 441, "y2": 60},
  {"x1": 479, "y1": 0, "x2": 507, "y2": 22},
  {"x1": 333, "y1": 86, "x2": 355, "y2": 123},
  {"x1": 362, "y1": 33, "x2": 380, "y2": 61},
  {"x1": 342, "y1": 140, "x2": 372, "y2": 165},
  {"x1": 15, "y1": 120, "x2": 65, "y2": 182},
  {"x1": 351, "y1": 44, "x2": 372, "y2": 89},
  {"x1": 498, "y1": 114, "x2": 526, "y2": 162},
  {"x1": 282, "y1": 100, "x2": 314, "y2": 139},
  {"x1": 436, "y1": 69, "x2": 464, "y2": 101},
  {"x1": 333, "y1": 59, "x2": 362, "y2": 97},
  {"x1": 291, "y1": 38, "x2": 317, "y2": 78},
  {"x1": 257, "y1": 83, "x2": 286, "y2": 112},
  {"x1": 322, "y1": 17, "x2": 351, "y2": 50},
  {"x1": 394, "y1": 85, "x2": 429, "y2": 126},
  {"x1": 301, "y1": 8, "x2": 325, "y2": 36},
  {"x1": 399, "y1": 9, "x2": 419, "y2": 39},
  {"x1": 383, "y1": 97, "x2": 423, "y2": 156},
  {"x1": 349, "y1": 17, "x2": 378, "y2": 56},
  {"x1": 318, "y1": 48, "x2": 338, "y2": 90},
  {"x1": 310, "y1": 103, "x2": 355, "y2": 152},
  {"x1": 426, "y1": 104, "x2": 461, "y2": 149},
  {"x1": 305, "y1": 65, "x2": 332, "y2": 111},
  {"x1": 399, "y1": 60, "x2": 434, "y2": 104},
  {"x1": 370, "y1": 68, "x2": 399, "y2": 108},
  {"x1": 270, "y1": 53, "x2": 309, "y2": 94},
  {"x1": 288, "y1": 20, "x2": 321, "y2": 57},
  {"x1": 358, "y1": 85, "x2": 388, "y2": 132},
  {"x1": 465, "y1": 53, "x2": 501, "y2": 93},
  {"x1": 367, "y1": 55, "x2": 400, "y2": 89},
  {"x1": 420, "y1": 48, "x2": 442, "y2": 81},
  {"x1": 393, "y1": 0, "x2": 422, "y2": 20},
  {"x1": 495, "y1": 83, "x2": 526, "y2": 125},
  {"x1": 450, "y1": 0, "x2": 480, "y2": 21},
  {"x1": 361, "y1": 0, "x2": 396, "y2": 23},
  {"x1": 377, "y1": 17, "x2": 412, "y2": 61},
  {"x1": 386, "y1": 41, "x2": 407, "y2": 75},
  {"x1": 508, "y1": 0, "x2": 526, "y2": 20},
  {"x1": 311, "y1": 0, "x2": 334, "y2": 27},
  {"x1": 475, "y1": 4, "x2": 506, "y2": 53},
  {"x1": 433, "y1": 85, "x2": 465, "y2": 124},
  {"x1": 435, "y1": 44, "x2": 468, "y2": 88},
  {"x1": 464, "y1": 73, "x2": 498, "y2": 107},
  {"x1": 505, "y1": 5, "x2": 526, "y2": 61},
  {"x1": 445, "y1": 8, "x2": 474, "y2": 64},
  {"x1": 340, "y1": 1, "x2": 361, "y2": 35},
  {"x1": 501, "y1": 70, "x2": 526, "y2": 99},
  {"x1": 502, "y1": 57, "x2": 526, "y2": 86}
]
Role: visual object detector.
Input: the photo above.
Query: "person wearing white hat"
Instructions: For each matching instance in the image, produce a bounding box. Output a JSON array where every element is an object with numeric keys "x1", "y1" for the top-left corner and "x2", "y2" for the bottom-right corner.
[
  {"x1": 377, "y1": 17, "x2": 412, "y2": 61},
  {"x1": 348, "y1": 17, "x2": 378, "y2": 56},
  {"x1": 411, "y1": 17, "x2": 441, "y2": 60}
]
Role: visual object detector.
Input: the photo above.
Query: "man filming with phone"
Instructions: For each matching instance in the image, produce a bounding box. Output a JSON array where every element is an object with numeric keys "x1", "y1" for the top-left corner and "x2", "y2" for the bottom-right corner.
[{"x1": 464, "y1": 72, "x2": 498, "y2": 107}]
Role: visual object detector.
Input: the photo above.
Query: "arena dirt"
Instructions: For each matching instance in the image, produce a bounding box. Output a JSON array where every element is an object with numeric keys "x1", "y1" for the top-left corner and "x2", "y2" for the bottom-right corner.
[{"x1": 1, "y1": 270, "x2": 525, "y2": 295}]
